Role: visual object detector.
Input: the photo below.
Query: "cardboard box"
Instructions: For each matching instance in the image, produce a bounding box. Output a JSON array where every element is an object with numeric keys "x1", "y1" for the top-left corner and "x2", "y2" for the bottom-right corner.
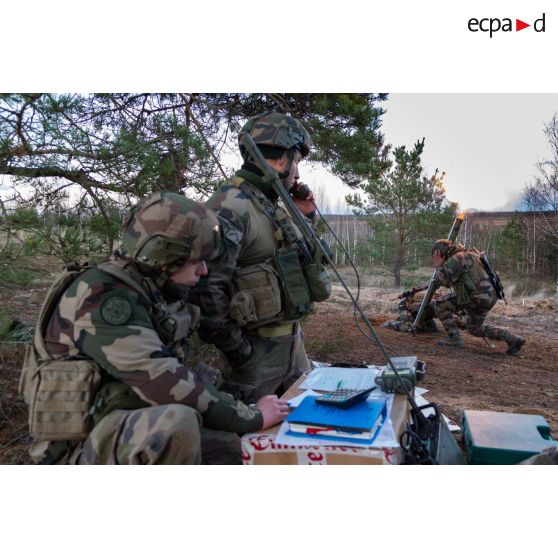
[{"x1": 242, "y1": 378, "x2": 409, "y2": 465}]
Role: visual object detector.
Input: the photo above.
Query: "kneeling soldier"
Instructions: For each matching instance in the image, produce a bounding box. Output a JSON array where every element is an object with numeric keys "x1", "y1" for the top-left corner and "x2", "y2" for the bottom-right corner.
[
  {"x1": 431, "y1": 239, "x2": 525, "y2": 355},
  {"x1": 19, "y1": 192, "x2": 289, "y2": 464}
]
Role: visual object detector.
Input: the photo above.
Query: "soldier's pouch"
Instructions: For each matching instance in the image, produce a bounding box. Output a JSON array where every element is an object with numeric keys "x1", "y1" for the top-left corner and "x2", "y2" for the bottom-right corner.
[
  {"x1": 230, "y1": 261, "x2": 282, "y2": 326},
  {"x1": 22, "y1": 351, "x2": 102, "y2": 442},
  {"x1": 89, "y1": 381, "x2": 147, "y2": 425},
  {"x1": 302, "y1": 238, "x2": 331, "y2": 302},
  {"x1": 229, "y1": 291, "x2": 258, "y2": 326},
  {"x1": 303, "y1": 263, "x2": 331, "y2": 302},
  {"x1": 273, "y1": 251, "x2": 311, "y2": 320},
  {"x1": 455, "y1": 281, "x2": 472, "y2": 306}
]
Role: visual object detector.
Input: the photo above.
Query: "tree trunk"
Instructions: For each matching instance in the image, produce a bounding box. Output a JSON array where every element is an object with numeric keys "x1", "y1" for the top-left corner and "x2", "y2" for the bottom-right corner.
[{"x1": 393, "y1": 244, "x2": 402, "y2": 287}]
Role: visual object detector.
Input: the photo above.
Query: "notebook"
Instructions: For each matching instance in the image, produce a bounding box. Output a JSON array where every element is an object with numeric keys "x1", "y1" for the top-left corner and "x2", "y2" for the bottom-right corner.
[{"x1": 286, "y1": 395, "x2": 388, "y2": 444}]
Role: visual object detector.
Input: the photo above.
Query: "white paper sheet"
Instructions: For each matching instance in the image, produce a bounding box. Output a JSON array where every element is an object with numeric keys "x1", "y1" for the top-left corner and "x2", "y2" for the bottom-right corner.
[{"x1": 299, "y1": 366, "x2": 381, "y2": 391}]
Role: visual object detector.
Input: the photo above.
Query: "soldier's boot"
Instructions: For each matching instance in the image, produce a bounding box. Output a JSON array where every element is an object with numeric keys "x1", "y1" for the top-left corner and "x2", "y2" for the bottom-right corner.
[
  {"x1": 437, "y1": 332, "x2": 464, "y2": 348},
  {"x1": 482, "y1": 325, "x2": 525, "y2": 355},
  {"x1": 506, "y1": 335, "x2": 526, "y2": 356}
]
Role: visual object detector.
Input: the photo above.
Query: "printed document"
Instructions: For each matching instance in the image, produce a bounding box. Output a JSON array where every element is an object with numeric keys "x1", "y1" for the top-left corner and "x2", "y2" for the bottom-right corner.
[{"x1": 299, "y1": 366, "x2": 380, "y2": 391}]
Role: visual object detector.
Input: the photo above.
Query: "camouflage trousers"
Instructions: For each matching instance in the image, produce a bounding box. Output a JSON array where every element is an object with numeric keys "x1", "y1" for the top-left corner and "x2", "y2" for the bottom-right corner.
[
  {"x1": 435, "y1": 293, "x2": 518, "y2": 343},
  {"x1": 382, "y1": 311, "x2": 438, "y2": 333},
  {"x1": 73, "y1": 404, "x2": 241, "y2": 465},
  {"x1": 382, "y1": 318, "x2": 438, "y2": 333},
  {"x1": 221, "y1": 322, "x2": 311, "y2": 404}
]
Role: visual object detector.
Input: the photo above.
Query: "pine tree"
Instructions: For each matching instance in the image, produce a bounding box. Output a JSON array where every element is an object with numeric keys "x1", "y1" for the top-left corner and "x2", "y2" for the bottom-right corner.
[{"x1": 347, "y1": 138, "x2": 449, "y2": 286}]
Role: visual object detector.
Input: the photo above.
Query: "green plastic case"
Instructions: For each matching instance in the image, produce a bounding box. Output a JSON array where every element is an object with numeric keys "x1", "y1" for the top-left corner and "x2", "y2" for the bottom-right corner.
[{"x1": 462, "y1": 409, "x2": 557, "y2": 465}]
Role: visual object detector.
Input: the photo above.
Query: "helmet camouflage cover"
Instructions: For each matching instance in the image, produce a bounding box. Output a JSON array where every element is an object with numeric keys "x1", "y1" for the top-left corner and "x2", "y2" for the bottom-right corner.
[
  {"x1": 121, "y1": 191, "x2": 221, "y2": 271},
  {"x1": 239, "y1": 111, "x2": 312, "y2": 158}
]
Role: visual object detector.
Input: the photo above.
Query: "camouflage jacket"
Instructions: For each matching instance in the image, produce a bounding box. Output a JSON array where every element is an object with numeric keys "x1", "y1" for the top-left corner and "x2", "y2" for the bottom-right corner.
[
  {"x1": 43, "y1": 261, "x2": 263, "y2": 434},
  {"x1": 191, "y1": 168, "x2": 301, "y2": 362},
  {"x1": 434, "y1": 250, "x2": 492, "y2": 305}
]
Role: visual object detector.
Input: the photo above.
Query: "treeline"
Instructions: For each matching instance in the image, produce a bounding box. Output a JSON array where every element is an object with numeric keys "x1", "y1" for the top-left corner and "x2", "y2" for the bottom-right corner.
[
  {"x1": 461, "y1": 212, "x2": 558, "y2": 285},
  {"x1": 0, "y1": 203, "x2": 121, "y2": 263},
  {"x1": 321, "y1": 211, "x2": 558, "y2": 294}
]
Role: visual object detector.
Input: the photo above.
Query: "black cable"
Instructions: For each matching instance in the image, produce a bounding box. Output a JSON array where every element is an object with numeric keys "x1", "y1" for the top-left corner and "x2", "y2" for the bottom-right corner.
[{"x1": 313, "y1": 203, "x2": 401, "y2": 355}]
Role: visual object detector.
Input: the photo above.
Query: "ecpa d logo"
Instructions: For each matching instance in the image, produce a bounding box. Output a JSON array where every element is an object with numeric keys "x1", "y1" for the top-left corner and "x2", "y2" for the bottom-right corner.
[{"x1": 468, "y1": 13, "x2": 546, "y2": 37}]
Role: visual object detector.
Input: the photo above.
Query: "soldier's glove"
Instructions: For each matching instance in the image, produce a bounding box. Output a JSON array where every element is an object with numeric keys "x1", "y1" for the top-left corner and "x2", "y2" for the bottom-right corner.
[{"x1": 191, "y1": 361, "x2": 223, "y2": 388}]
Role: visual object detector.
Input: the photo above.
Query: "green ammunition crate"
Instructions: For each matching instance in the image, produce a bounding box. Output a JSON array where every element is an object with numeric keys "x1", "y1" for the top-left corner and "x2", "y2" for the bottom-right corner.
[{"x1": 462, "y1": 410, "x2": 557, "y2": 465}]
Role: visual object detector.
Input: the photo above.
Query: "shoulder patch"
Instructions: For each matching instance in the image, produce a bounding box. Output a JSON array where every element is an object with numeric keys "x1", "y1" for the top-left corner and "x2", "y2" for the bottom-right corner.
[
  {"x1": 100, "y1": 296, "x2": 133, "y2": 325},
  {"x1": 219, "y1": 215, "x2": 243, "y2": 245}
]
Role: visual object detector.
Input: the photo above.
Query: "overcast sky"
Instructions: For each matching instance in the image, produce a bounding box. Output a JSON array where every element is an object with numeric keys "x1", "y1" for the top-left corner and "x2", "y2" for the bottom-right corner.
[{"x1": 303, "y1": 93, "x2": 558, "y2": 213}]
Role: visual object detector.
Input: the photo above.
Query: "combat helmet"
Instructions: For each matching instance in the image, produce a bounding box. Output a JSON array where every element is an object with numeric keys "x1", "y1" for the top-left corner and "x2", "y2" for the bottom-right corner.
[
  {"x1": 239, "y1": 111, "x2": 312, "y2": 159},
  {"x1": 431, "y1": 239, "x2": 453, "y2": 258},
  {"x1": 120, "y1": 191, "x2": 221, "y2": 275},
  {"x1": 432, "y1": 239, "x2": 465, "y2": 259}
]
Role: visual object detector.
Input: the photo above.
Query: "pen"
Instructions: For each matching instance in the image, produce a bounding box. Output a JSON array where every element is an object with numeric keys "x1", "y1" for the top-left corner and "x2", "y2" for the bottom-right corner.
[{"x1": 336, "y1": 381, "x2": 343, "y2": 390}]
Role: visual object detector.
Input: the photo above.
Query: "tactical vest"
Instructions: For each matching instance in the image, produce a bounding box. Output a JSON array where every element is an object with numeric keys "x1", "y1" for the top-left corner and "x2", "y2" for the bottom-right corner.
[
  {"x1": 227, "y1": 177, "x2": 331, "y2": 330},
  {"x1": 19, "y1": 263, "x2": 103, "y2": 442},
  {"x1": 19, "y1": 260, "x2": 201, "y2": 443},
  {"x1": 451, "y1": 248, "x2": 490, "y2": 306}
]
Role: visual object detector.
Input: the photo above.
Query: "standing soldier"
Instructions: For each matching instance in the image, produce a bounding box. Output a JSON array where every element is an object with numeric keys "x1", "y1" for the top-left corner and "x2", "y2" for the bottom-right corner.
[
  {"x1": 431, "y1": 239, "x2": 525, "y2": 354},
  {"x1": 191, "y1": 112, "x2": 329, "y2": 403},
  {"x1": 19, "y1": 192, "x2": 289, "y2": 465}
]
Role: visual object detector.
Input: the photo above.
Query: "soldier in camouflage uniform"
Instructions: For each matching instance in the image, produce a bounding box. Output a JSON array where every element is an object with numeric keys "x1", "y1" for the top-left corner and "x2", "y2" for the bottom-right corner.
[
  {"x1": 431, "y1": 239, "x2": 525, "y2": 354},
  {"x1": 19, "y1": 192, "x2": 289, "y2": 464},
  {"x1": 190, "y1": 112, "x2": 328, "y2": 404},
  {"x1": 381, "y1": 292, "x2": 439, "y2": 333}
]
